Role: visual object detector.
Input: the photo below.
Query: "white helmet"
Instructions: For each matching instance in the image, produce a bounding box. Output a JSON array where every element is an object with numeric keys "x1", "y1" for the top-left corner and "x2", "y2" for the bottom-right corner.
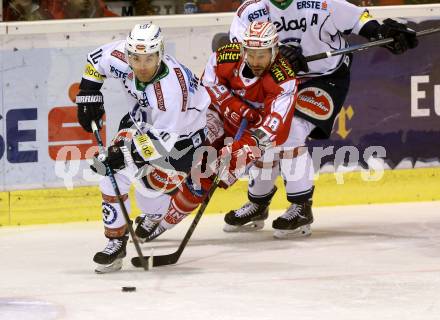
[
  {"x1": 125, "y1": 23, "x2": 164, "y2": 60},
  {"x1": 242, "y1": 21, "x2": 279, "y2": 63}
]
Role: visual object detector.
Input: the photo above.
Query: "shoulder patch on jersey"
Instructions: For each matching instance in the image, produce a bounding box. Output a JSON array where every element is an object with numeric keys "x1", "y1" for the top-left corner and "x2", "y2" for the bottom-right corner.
[
  {"x1": 237, "y1": 0, "x2": 262, "y2": 17},
  {"x1": 111, "y1": 50, "x2": 127, "y2": 63},
  {"x1": 269, "y1": 57, "x2": 296, "y2": 83},
  {"x1": 359, "y1": 10, "x2": 373, "y2": 23},
  {"x1": 83, "y1": 63, "x2": 105, "y2": 82},
  {"x1": 216, "y1": 43, "x2": 242, "y2": 64}
]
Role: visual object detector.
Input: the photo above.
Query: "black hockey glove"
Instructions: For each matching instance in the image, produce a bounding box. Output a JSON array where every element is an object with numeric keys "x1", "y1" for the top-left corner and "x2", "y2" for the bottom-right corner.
[
  {"x1": 90, "y1": 141, "x2": 129, "y2": 176},
  {"x1": 76, "y1": 89, "x2": 105, "y2": 132},
  {"x1": 90, "y1": 128, "x2": 167, "y2": 176},
  {"x1": 279, "y1": 44, "x2": 309, "y2": 74},
  {"x1": 376, "y1": 19, "x2": 418, "y2": 55},
  {"x1": 359, "y1": 19, "x2": 419, "y2": 54}
]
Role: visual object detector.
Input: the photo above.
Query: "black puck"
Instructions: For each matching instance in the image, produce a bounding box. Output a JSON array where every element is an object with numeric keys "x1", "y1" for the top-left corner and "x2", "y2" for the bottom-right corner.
[{"x1": 121, "y1": 286, "x2": 136, "y2": 292}]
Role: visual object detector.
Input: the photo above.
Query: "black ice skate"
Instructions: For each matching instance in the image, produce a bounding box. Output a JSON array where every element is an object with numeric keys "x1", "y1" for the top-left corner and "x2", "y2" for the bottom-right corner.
[
  {"x1": 145, "y1": 224, "x2": 167, "y2": 242},
  {"x1": 272, "y1": 201, "x2": 313, "y2": 239},
  {"x1": 223, "y1": 201, "x2": 270, "y2": 232},
  {"x1": 93, "y1": 236, "x2": 128, "y2": 273},
  {"x1": 135, "y1": 215, "x2": 160, "y2": 242}
]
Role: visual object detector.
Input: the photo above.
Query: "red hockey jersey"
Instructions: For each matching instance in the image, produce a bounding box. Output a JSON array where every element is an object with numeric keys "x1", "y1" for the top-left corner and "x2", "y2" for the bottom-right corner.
[{"x1": 201, "y1": 43, "x2": 298, "y2": 146}]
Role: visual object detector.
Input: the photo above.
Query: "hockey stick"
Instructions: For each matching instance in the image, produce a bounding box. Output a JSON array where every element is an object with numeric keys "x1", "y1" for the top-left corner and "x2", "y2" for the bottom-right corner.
[
  {"x1": 132, "y1": 119, "x2": 248, "y2": 268},
  {"x1": 305, "y1": 26, "x2": 440, "y2": 62},
  {"x1": 91, "y1": 121, "x2": 149, "y2": 271}
]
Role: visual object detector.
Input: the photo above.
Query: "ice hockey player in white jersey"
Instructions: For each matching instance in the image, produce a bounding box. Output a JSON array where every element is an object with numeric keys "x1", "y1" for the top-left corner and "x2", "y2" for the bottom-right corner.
[
  {"x1": 75, "y1": 23, "x2": 210, "y2": 273},
  {"x1": 227, "y1": 0, "x2": 418, "y2": 238}
]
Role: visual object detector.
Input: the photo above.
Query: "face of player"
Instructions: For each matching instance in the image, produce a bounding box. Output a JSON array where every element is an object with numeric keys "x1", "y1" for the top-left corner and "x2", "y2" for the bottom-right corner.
[
  {"x1": 128, "y1": 52, "x2": 161, "y2": 83},
  {"x1": 245, "y1": 48, "x2": 273, "y2": 77}
]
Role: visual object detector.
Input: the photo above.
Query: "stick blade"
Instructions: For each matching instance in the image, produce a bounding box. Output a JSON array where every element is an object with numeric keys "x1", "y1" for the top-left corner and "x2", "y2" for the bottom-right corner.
[{"x1": 131, "y1": 254, "x2": 179, "y2": 268}]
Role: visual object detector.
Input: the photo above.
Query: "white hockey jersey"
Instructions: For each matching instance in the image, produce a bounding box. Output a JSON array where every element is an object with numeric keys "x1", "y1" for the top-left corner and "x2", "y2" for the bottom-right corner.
[
  {"x1": 230, "y1": 0, "x2": 373, "y2": 76},
  {"x1": 82, "y1": 40, "x2": 210, "y2": 138}
]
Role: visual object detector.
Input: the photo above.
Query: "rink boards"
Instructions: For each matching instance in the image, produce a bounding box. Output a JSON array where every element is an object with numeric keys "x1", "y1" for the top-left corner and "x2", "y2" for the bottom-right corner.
[{"x1": 0, "y1": 167, "x2": 439, "y2": 226}]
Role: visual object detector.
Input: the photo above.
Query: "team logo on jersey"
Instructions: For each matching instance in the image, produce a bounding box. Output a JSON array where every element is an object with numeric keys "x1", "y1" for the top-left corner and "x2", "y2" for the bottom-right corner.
[
  {"x1": 110, "y1": 65, "x2": 128, "y2": 79},
  {"x1": 274, "y1": 17, "x2": 307, "y2": 33},
  {"x1": 247, "y1": 7, "x2": 268, "y2": 22},
  {"x1": 295, "y1": 87, "x2": 334, "y2": 120},
  {"x1": 111, "y1": 50, "x2": 127, "y2": 63},
  {"x1": 296, "y1": 0, "x2": 328, "y2": 10},
  {"x1": 102, "y1": 202, "x2": 118, "y2": 225}
]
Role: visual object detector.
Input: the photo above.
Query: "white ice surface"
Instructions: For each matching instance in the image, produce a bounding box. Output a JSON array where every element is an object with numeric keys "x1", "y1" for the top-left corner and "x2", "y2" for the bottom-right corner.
[{"x1": 1, "y1": 201, "x2": 440, "y2": 320}]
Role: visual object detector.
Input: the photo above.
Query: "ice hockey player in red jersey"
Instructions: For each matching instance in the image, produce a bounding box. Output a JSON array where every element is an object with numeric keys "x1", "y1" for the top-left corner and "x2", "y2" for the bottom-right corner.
[
  {"x1": 135, "y1": 21, "x2": 300, "y2": 241},
  {"x1": 226, "y1": 0, "x2": 419, "y2": 238},
  {"x1": 75, "y1": 23, "x2": 210, "y2": 273}
]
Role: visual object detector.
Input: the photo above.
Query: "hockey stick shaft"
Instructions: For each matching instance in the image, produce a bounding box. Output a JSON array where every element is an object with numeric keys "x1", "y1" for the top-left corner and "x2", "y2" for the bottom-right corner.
[
  {"x1": 165, "y1": 119, "x2": 249, "y2": 260},
  {"x1": 132, "y1": 119, "x2": 248, "y2": 267},
  {"x1": 91, "y1": 121, "x2": 149, "y2": 271},
  {"x1": 305, "y1": 26, "x2": 440, "y2": 62}
]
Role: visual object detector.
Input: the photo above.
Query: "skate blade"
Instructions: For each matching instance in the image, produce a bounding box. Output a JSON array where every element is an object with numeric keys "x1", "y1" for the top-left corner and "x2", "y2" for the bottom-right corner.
[
  {"x1": 95, "y1": 258, "x2": 123, "y2": 274},
  {"x1": 223, "y1": 220, "x2": 265, "y2": 233},
  {"x1": 273, "y1": 224, "x2": 312, "y2": 239}
]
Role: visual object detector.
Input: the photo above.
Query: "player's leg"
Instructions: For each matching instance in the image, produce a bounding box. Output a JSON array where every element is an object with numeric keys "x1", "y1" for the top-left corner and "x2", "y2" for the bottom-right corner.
[
  {"x1": 134, "y1": 190, "x2": 171, "y2": 242},
  {"x1": 273, "y1": 144, "x2": 315, "y2": 239},
  {"x1": 93, "y1": 171, "x2": 132, "y2": 273},
  {"x1": 140, "y1": 108, "x2": 226, "y2": 241},
  {"x1": 133, "y1": 124, "x2": 213, "y2": 242},
  {"x1": 273, "y1": 58, "x2": 351, "y2": 239},
  {"x1": 142, "y1": 175, "x2": 213, "y2": 242},
  {"x1": 223, "y1": 149, "x2": 279, "y2": 232}
]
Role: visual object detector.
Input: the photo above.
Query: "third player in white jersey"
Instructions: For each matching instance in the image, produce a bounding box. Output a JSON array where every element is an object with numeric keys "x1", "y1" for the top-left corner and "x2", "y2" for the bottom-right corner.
[
  {"x1": 226, "y1": 0, "x2": 418, "y2": 238},
  {"x1": 230, "y1": 0, "x2": 371, "y2": 76}
]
